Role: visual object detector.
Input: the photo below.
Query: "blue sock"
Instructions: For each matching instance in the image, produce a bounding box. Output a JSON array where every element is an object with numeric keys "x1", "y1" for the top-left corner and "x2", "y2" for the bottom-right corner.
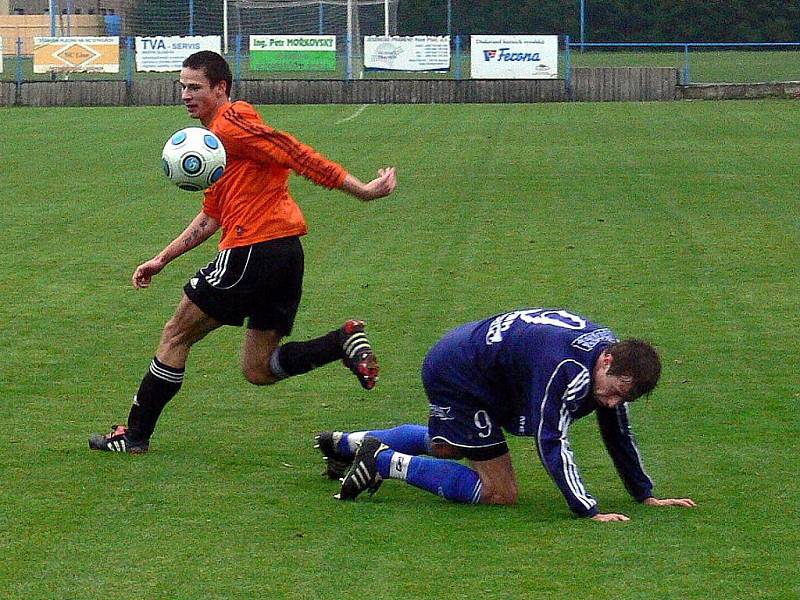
[
  {"x1": 375, "y1": 451, "x2": 482, "y2": 504},
  {"x1": 338, "y1": 424, "x2": 430, "y2": 458}
]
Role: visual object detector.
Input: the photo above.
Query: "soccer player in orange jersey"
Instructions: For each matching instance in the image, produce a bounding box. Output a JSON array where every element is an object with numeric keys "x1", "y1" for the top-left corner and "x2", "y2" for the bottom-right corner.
[{"x1": 89, "y1": 51, "x2": 397, "y2": 454}]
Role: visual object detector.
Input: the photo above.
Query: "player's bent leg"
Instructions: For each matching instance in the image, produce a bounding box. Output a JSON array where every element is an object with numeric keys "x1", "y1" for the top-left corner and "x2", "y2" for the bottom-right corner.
[
  {"x1": 469, "y1": 453, "x2": 518, "y2": 506},
  {"x1": 342, "y1": 425, "x2": 432, "y2": 458},
  {"x1": 157, "y1": 294, "x2": 223, "y2": 368},
  {"x1": 260, "y1": 320, "x2": 378, "y2": 389},
  {"x1": 316, "y1": 424, "x2": 431, "y2": 480},
  {"x1": 338, "y1": 436, "x2": 483, "y2": 504},
  {"x1": 241, "y1": 328, "x2": 283, "y2": 385}
]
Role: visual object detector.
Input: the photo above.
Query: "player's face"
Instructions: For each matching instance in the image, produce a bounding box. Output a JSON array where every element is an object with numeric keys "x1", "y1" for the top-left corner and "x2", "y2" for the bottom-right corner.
[
  {"x1": 179, "y1": 67, "x2": 227, "y2": 125},
  {"x1": 593, "y1": 352, "x2": 634, "y2": 409}
]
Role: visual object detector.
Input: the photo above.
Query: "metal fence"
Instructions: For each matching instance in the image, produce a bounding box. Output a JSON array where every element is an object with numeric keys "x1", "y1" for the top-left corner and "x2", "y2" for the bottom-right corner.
[
  {"x1": 4, "y1": 34, "x2": 800, "y2": 85},
  {"x1": 564, "y1": 39, "x2": 800, "y2": 85}
]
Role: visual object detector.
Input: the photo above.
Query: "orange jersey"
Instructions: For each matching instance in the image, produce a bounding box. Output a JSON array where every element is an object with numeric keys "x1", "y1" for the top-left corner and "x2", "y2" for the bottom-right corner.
[{"x1": 203, "y1": 101, "x2": 348, "y2": 250}]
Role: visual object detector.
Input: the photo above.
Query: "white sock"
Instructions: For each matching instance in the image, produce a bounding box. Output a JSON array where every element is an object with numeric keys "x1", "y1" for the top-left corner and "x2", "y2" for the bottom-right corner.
[
  {"x1": 388, "y1": 452, "x2": 411, "y2": 480},
  {"x1": 346, "y1": 431, "x2": 367, "y2": 453}
]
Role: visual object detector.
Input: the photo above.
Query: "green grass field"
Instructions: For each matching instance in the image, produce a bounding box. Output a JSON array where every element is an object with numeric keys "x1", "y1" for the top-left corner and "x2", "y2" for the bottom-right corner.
[{"x1": 1, "y1": 100, "x2": 798, "y2": 599}]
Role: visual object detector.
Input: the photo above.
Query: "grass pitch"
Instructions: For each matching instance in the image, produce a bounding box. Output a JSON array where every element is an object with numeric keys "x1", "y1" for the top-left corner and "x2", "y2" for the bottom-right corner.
[{"x1": 1, "y1": 100, "x2": 798, "y2": 599}]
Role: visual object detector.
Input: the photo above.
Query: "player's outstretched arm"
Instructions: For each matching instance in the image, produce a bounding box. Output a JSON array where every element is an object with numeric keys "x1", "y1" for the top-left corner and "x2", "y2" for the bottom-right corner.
[
  {"x1": 132, "y1": 210, "x2": 220, "y2": 289},
  {"x1": 339, "y1": 167, "x2": 397, "y2": 201},
  {"x1": 643, "y1": 496, "x2": 697, "y2": 508}
]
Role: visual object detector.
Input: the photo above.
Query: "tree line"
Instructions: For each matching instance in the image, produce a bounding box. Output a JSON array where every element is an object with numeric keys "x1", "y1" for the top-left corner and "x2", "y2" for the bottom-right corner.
[{"x1": 398, "y1": 0, "x2": 800, "y2": 42}]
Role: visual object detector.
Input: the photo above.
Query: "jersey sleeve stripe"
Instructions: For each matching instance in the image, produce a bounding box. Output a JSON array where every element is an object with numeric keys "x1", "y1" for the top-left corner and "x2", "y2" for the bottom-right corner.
[
  {"x1": 223, "y1": 106, "x2": 345, "y2": 188},
  {"x1": 536, "y1": 360, "x2": 597, "y2": 513},
  {"x1": 558, "y1": 406, "x2": 596, "y2": 510}
]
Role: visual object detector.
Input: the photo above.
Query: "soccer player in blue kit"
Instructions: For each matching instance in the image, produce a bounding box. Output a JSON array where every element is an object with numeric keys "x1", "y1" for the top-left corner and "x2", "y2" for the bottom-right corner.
[{"x1": 316, "y1": 308, "x2": 696, "y2": 521}]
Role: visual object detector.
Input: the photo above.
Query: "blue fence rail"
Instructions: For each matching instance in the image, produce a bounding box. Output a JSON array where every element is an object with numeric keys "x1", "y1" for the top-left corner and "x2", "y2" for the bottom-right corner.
[
  {"x1": 564, "y1": 39, "x2": 800, "y2": 84},
  {"x1": 4, "y1": 35, "x2": 799, "y2": 85}
]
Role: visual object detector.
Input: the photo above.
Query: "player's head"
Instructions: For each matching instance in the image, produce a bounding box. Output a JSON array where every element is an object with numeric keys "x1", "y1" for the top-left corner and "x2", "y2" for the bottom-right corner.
[
  {"x1": 606, "y1": 339, "x2": 662, "y2": 400},
  {"x1": 180, "y1": 51, "x2": 232, "y2": 124},
  {"x1": 182, "y1": 51, "x2": 232, "y2": 98},
  {"x1": 594, "y1": 339, "x2": 661, "y2": 407}
]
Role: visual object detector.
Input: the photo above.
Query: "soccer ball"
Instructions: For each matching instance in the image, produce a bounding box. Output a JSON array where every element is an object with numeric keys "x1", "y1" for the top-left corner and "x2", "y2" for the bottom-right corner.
[{"x1": 161, "y1": 127, "x2": 226, "y2": 191}]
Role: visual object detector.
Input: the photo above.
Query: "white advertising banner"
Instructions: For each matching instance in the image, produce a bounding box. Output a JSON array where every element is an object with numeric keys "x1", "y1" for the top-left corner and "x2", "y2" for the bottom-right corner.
[
  {"x1": 135, "y1": 36, "x2": 221, "y2": 72},
  {"x1": 33, "y1": 37, "x2": 120, "y2": 73},
  {"x1": 0, "y1": 39, "x2": 3, "y2": 74},
  {"x1": 470, "y1": 35, "x2": 558, "y2": 79},
  {"x1": 364, "y1": 36, "x2": 450, "y2": 71}
]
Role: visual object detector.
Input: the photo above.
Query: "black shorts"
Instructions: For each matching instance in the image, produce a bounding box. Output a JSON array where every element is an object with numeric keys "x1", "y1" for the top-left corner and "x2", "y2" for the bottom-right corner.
[{"x1": 184, "y1": 236, "x2": 304, "y2": 334}]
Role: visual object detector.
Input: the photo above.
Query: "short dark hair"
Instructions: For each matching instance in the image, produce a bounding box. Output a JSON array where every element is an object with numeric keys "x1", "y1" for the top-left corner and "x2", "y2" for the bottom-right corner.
[
  {"x1": 606, "y1": 338, "x2": 662, "y2": 400},
  {"x1": 182, "y1": 51, "x2": 232, "y2": 97}
]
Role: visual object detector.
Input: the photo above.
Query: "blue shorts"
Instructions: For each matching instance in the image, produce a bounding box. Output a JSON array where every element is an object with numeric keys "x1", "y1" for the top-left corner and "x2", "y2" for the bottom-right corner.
[{"x1": 422, "y1": 333, "x2": 510, "y2": 462}]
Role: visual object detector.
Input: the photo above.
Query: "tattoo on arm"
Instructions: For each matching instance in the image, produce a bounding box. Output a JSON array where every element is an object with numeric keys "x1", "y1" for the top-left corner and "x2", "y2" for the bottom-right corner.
[{"x1": 183, "y1": 217, "x2": 209, "y2": 249}]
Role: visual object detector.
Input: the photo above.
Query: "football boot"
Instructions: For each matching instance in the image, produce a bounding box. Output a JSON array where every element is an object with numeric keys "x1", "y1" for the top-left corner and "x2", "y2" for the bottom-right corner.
[
  {"x1": 340, "y1": 320, "x2": 379, "y2": 390},
  {"x1": 88, "y1": 424, "x2": 149, "y2": 454}
]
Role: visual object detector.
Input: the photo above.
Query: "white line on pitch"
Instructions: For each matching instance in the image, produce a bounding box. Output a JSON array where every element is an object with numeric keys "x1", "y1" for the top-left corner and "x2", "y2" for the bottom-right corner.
[{"x1": 336, "y1": 104, "x2": 369, "y2": 124}]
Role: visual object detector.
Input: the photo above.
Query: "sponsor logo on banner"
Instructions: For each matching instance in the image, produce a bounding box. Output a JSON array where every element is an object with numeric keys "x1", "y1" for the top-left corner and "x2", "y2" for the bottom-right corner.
[
  {"x1": 470, "y1": 35, "x2": 558, "y2": 79},
  {"x1": 135, "y1": 36, "x2": 221, "y2": 72},
  {"x1": 34, "y1": 37, "x2": 119, "y2": 73},
  {"x1": 250, "y1": 35, "x2": 336, "y2": 71},
  {"x1": 364, "y1": 36, "x2": 450, "y2": 72}
]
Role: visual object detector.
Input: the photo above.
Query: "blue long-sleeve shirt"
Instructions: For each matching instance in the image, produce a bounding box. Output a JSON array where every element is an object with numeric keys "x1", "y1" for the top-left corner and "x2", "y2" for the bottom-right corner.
[{"x1": 429, "y1": 308, "x2": 654, "y2": 517}]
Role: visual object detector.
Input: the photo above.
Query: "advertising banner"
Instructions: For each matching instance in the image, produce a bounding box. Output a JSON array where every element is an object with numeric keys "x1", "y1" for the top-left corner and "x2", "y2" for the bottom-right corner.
[
  {"x1": 364, "y1": 36, "x2": 450, "y2": 71},
  {"x1": 470, "y1": 35, "x2": 558, "y2": 79},
  {"x1": 33, "y1": 37, "x2": 119, "y2": 73},
  {"x1": 250, "y1": 35, "x2": 336, "y2": 72},
  {"x1": 0, "y1": 39, "x2": 3, "y2": 74},
  {"x1": 135, "y1": 36, "x2": 221, "y2": 72}
]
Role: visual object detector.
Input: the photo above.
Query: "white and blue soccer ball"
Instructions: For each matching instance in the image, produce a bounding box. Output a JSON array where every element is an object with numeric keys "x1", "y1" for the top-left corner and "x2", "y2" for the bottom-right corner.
[{"x1": 161, "y1": 127, "x2": 226, "y2": 192}]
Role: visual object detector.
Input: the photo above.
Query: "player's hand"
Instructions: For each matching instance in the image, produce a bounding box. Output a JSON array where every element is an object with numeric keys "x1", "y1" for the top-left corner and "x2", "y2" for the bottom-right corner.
[
  {"x1": 643, "y1": 496, "x2": 697, "y2": 508},
  {"x1": 361, "y1": 167, "x2": 397, "y2": 200},
  {"x1": 132, "y1": 258, "x2": 165, "y2": 289},
  {"x1": 590, "y1": 512, "x2": 630, "y2": 522}
]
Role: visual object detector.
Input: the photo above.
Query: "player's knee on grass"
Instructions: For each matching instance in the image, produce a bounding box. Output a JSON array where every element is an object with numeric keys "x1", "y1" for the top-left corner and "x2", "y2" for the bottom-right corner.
[
  {"x1": 478, "y1": 479, "x2": 518, "y2": 505},
  {"x1": 471, "y1": 453, "x2": 518, "y2": 505}
]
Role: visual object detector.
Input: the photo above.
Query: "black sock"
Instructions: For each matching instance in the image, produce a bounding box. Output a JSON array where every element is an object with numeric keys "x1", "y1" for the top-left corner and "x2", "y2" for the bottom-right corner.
[
  {"x1": 126, "y1": 357, "x2": 185, "y2": 442},
  {"x1": 269, "y1": 330, "x2": 342, "y2": 378}
]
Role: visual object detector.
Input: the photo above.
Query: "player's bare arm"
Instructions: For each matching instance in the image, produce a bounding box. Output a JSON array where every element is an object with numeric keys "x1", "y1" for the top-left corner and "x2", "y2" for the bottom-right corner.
[
  {"x1": 132, "y1": 211, "x2": 220, "y2": 289},
  {"x1": 643, "y1": 496, "x2": 697, "y2": 508},
  {"x1": 339, "y1": 167, "x2": 397, "y2": 201}
]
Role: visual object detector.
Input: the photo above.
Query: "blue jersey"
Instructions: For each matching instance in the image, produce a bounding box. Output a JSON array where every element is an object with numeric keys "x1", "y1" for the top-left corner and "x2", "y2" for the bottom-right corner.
[{"x1": 424, "y1": 308, "x2": 653, "y2": 517}]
